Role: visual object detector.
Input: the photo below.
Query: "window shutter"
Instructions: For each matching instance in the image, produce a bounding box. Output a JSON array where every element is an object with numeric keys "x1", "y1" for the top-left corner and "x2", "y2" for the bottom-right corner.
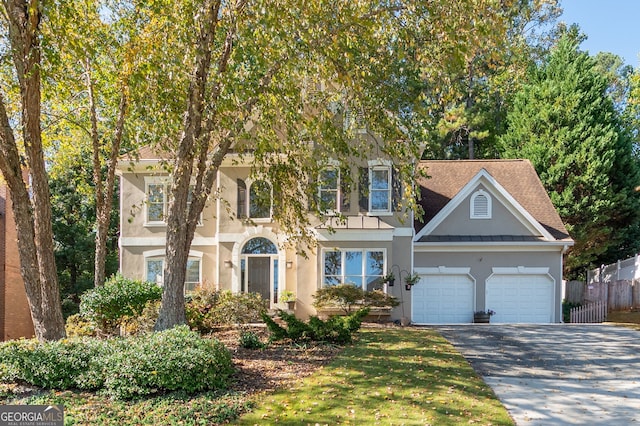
[
  {"x1": 392, "y1": 167, "x2": 402, "y2": 211},
  {"x1": 237, "y1": 179, "x2": 246, "y2": 218},
  {"x1": 340, "y1": 167, "x2": 351, "y2": 212},
  {"x1": 358, "y1": 167, "x2": 369, "y2": 212}
]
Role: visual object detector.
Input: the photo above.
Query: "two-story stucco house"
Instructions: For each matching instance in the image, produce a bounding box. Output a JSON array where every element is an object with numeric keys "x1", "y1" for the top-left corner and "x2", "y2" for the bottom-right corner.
[{"x1": 117, "y1": 148, "x2": 573, "y2": 323}]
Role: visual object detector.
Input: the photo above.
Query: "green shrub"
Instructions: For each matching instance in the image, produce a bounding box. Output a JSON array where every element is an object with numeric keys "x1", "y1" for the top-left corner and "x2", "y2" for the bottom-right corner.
[
  {"x1": 313, "y1": 284, "x2": 399, "y2": 314},
  {"x1": 260, "y1": 313, "x2": 289, "y2": 341},
  {"x1": 262, "y1": 308, "x2": 369, "y2": 344},
  {"x1": 562, "y1": 300, "x2": 582, "y2": 323},
  {"x1": 79, "y1": 274, "x2": 162, "y2": 331},
  {"x1": 186, "y1": 289, "x2": 267, "y2": 333},
  {"x1": 238, "y1": 331, "x2": 266, "y2": 349},
  {"x1": 0, "y1": 326, "x2": 233, "y2": 400},
  {"x1": 0, "y1": 338, "x2": 107, "y2": 390},
  {"x1": 102, "y1": 325, "x2": 233, "y2": 399}
]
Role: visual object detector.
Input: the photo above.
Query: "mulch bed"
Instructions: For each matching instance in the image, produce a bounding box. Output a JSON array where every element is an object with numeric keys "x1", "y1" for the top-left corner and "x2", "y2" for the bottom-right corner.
[{"x1": 214, "y1": 326, "x2": 344, "y2": 396}]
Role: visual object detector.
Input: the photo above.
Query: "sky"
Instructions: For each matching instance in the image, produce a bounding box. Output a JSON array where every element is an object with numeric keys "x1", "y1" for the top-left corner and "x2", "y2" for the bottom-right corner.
[{"x1": 560, "y1": 0, "x2": 640, "y2": 68}]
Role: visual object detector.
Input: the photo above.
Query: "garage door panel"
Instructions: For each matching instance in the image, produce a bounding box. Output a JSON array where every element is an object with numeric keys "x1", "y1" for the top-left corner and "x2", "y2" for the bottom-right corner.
[
  {"x1": 486, "y1": 274, "x2": 554, "y2": 323},
  {"x1": 412, "y1": 274, "x2": 474, "y2": 324}
]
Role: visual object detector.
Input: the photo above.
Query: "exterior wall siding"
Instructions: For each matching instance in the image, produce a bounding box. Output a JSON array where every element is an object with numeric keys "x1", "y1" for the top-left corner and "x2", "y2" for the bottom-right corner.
[
  {"x1": 431, "y1": 184, "x2": 535, "y2": 237},
  {"x1": 413, "y1": 249, "x2": 563, "y2": 322}
]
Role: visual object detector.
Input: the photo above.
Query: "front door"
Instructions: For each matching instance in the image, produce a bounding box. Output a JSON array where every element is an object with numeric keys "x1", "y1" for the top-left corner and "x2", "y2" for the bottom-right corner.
[
  {"x1": 248, "y1": 257, "x2": 271, "y2": 302},
  {"x1": 241, "y1": 237, "x2": 279, "y2": 305}
]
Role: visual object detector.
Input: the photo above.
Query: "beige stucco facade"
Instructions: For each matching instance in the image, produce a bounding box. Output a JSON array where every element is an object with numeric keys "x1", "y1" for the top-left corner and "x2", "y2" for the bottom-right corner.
[{"x1": 117, "y1": 152, "x2": 414, "y2": 320}]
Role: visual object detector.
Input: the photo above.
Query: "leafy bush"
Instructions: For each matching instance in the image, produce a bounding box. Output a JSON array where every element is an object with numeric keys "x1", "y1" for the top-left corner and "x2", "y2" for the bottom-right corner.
[
  {"x1": 186, "y1": 288, "x2": 267, "y2": 333},
  {"x1": 261, "y1": 308, "x2": 369, "y2": 344},
  {"x1": 0, "y1": 338, "x2": 107, "y2": 390},
  {"x1": 102, "y1": 326, "x2": 233, "y2": 399},
  {"x1": 562, "y1": 300, "x2": 582, "y2": 323},
  {"x1": 0, "y1": 326, "x2": 233, "y2": 400},
  {"x1": 120, "y1": 300, "x2": 161, "y2": 336},
  {"x1": 238, "y1": 331, "x2": 266, "y2": 349},
  {"x1": 79, "y1": 274, "x2": 162, "y2": 331},
  {"x1": 313, "y1": 284, "x2": 399, "y2": 314}
]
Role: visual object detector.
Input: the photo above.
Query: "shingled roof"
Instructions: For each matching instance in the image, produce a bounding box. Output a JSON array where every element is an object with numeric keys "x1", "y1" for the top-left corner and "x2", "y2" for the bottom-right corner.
[{"x1": 416, "y1": 159, "x2": 571, "y2": 241}]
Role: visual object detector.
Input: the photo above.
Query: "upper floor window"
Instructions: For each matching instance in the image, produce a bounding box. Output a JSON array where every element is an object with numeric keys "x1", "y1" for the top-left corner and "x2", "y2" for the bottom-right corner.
[
  {"x1": 145, "y1": 177, "x2": 201, "y2": 226},
  {"x1": 319, "y1": 167, "x2": 340, "y2": 213},
  {"x1": 147, "y1": 181, "x2": 167, "y2": 223},
  {"x1": 370, "y1": 166, "x2": 391, "y2": 212},
  {"x1": 237, "y1": 179, "x2": 272, "y2": 220},
  {"x1": 470, "y1": 189, "x2": 491, "y2": 219}
]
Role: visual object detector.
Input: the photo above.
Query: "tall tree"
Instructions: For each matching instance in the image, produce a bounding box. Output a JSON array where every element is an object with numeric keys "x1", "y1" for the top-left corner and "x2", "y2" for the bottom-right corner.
[
  {"x1": 143, "y1": 0, "x2": 522, "y2": 330},
  {"x1": 499, "y1": 34, "x2": 640, "y2": 278},
  {"x1": 427, "y1": 0, "x2": 562, "y2": 159},
  {"x1": 0, "y1": 0, "x2": 65, "y2": 340},
  {"x1": 43, "y1": 1, "x2": 137, "y2": 287}
]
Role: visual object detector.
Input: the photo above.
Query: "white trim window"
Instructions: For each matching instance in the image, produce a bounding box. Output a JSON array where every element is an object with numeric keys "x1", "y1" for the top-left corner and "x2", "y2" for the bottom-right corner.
[
  {"x1": 322, "y1": 248, "x2": 385, "y2": 291},
  {"x1": 237, "y1": 179, "x2": 272, "y2": 220},
  {"x1": 319, "y1": 167, "x2": 340, "y2": 213},
  {"x1": 145, "y1": 256, "x2": 202, "y2": 294},
  {"x1": 144, "y1": 177, "x2": 201, "y2": 225},
  {"x1": 370, "y1": 165, "x2": 391, "y2": 213},
  {"x1": 470, "y1": 189, "x2": 492, "y2": 219}
]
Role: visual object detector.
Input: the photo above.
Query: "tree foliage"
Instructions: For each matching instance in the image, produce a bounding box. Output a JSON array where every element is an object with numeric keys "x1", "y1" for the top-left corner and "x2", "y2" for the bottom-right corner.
[
  {"x1": 499, "y1": 34, "x2": 640, "y2": 278},
  {"x1": 133, "y1": 0, "x2": 526, "y2": 330}
]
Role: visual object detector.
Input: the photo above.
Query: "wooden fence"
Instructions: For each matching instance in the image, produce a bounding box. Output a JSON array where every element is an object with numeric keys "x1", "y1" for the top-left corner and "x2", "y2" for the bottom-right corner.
[
  {"x1": 565, "y1": 279, "x2": 640, "y2": 311},
  {"x1": 570, "y1": 301, "x2": 607, "y2": 323}
]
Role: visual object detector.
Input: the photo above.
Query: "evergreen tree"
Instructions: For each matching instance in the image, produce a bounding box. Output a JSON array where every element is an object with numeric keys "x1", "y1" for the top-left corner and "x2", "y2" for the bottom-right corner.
[{"x1": 499, "y1": 34, "x2": 640, "y2": 279}]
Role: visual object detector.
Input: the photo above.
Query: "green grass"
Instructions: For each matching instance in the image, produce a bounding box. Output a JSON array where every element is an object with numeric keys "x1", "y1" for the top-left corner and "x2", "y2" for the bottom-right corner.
[
  {"x1": 1, "y1": 328, "x2": 513, "y2": 425},
  {"x1": 238, "y1": 328, "x2": 513, "y2": 425},
  {"x1": 1, "y1": 389, "x2": 252, "y2": 425}
]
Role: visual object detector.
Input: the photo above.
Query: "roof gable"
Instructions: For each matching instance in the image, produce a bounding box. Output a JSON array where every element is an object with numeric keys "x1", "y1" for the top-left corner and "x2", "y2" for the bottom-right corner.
[{"x1": 414, "y1": 160, "x2": 571, "y2": 242}]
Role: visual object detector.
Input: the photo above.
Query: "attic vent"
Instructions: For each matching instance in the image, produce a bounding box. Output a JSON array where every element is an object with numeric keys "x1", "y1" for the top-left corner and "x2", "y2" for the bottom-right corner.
[{"x1": 471, "y1": 190, "x2": 491, "y2": 219}]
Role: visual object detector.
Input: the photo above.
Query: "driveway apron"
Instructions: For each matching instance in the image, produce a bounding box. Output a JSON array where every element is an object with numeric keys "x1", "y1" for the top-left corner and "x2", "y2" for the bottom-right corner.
[{"x1": 433, "y1": 324, "x2": 640, "y2": 425}]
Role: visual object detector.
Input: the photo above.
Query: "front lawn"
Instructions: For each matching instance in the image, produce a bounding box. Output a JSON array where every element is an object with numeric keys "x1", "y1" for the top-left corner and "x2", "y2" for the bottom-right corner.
[
  {"x1": 238, "y1": 327, "x2": 513, "y2": 425},
  {"x1": 1, "y1": 327, "x2": 513, "y2": 425}
]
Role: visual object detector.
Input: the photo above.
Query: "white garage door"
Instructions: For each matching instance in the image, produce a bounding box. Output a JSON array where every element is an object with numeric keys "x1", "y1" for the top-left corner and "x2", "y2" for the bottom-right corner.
[
  {"x1": 412, "y1": 274, "x2": 474, "y2": 324},
  {"x1": 486, "y1": 274, "x2": 554, "y2": 323}
]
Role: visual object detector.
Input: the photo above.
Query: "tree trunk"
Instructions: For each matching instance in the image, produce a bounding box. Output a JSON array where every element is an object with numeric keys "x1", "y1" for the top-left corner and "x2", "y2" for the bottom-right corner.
[
  {"x1": 154, "y1": 0, "x2": 224, "y2": 331},
  {"x1": 0, "y1": 0, "x2": 65, "y2": 340},
  {"x1": 87, "y1": 60, "x2": 127, "y2": 287}
]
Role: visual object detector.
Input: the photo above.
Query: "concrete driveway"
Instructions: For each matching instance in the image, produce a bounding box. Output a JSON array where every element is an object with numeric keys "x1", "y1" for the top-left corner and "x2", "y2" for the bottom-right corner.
[{"x1": 433, "y1": 324, "x2": 640, "y2": 425}]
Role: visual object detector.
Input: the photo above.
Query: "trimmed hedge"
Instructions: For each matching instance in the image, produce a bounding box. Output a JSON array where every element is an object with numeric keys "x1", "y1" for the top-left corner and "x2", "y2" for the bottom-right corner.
[{"x1": 0, "y1": 326, "x2": 233, "y2": 400}]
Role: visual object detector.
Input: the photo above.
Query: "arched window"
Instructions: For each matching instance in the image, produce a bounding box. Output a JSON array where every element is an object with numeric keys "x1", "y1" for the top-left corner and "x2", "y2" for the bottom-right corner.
[
  {"x1": 249, "y1": 180, "x2": 271, "y2": 219},
  {"x1": 470, "y1": 189, "x2": 491, "y2": 219},
  {"x1": 241, "y1": 237, "x2": 277, "y2": 254}
]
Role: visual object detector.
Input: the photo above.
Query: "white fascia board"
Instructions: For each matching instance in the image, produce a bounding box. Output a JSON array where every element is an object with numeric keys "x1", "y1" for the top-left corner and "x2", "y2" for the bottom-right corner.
[
  {"x1": 413, "y1": 169, "x2": 555, "y2": 242},
  {"x1": 316, "y1": 229, "x2": 395, "y2": 242},
  {"x1": 413, "y1": 241, "x2": 570, "y2": 252}
]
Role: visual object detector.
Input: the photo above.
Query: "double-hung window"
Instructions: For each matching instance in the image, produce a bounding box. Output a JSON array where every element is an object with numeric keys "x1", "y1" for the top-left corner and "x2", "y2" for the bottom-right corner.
[
  {"x1": 319, "y1": 167, "x2": 340, "y2": 213},
  {"x1": 370, "y1": 165, "x2": 391, "y2": 213},
  {"x1": 322, "y1": 249, "x2": 385, "y2": 291},
  {"x1": 145, "y1": 255, "x2": 201, "y2": 294},
  {"x1": 145, "y1": 177, "x2": 201, "y2": 225}
]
